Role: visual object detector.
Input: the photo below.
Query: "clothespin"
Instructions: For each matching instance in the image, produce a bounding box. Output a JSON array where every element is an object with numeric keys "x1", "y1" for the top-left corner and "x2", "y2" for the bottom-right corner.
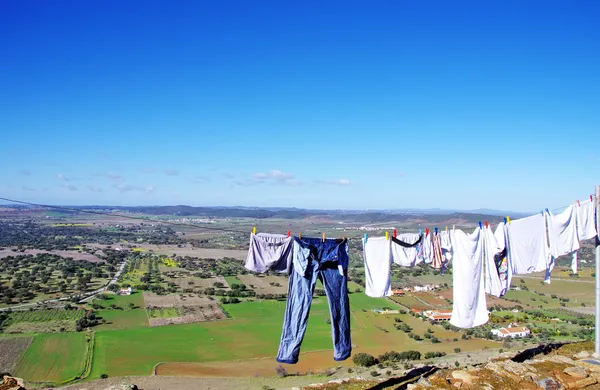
[
  {"x1": 577, "y1": 200, "x2": 580, "y2": 207},
  {"x1": 393, "y1": 229, "x2": 397, "y2": 238},
  {"x1": 445, "y1": 226, "x2": 448, "y2": 233},
  {"x1": 419, "y1": 228, "x2": 422, "y2": 235},
  {"x1": 299, "y1": 232, "x2": 302, "y2": 239},
  {"x1": 478, "y1": 221, "x2": 482, "y2": 229},
  {"x1": 385, "y1": 231, "x2": 389, "y2": 240},
  {"x1": 545, "y1": 208, "x2": 549, "y2": 214},
  {"x1": 363, "y1": 233, "x2": 368, "y2": 243},
  {"x1": 287, "y1": 230, "x2": 291, "y2": 237},
  {"x1": 434, "y1": 227, "x2": 438, "y2": 235},
  {"x1": 322, "y1": 232, "x2": 325, "y2": 242},
  {"x1": 485, "y1": 221, "x2": 489, "y2": 229},
  {"x1": 252, "y1": 226, "x2": 256, "y2": 234},
  {"x1": 591, "y1": 195, "x2": 594, "y2": 202},
  {"x1": 425, "y1": 228, "x2": 429, "y2": 235},
  {"x1": 506, "y1": 216, "x2": 511, "y2": 224}
]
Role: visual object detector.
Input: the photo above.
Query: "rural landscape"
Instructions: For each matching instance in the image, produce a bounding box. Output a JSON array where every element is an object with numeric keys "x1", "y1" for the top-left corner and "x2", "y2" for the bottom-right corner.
[{"x1": 0, "y1": 205, "x2": 597, "y2": 389}]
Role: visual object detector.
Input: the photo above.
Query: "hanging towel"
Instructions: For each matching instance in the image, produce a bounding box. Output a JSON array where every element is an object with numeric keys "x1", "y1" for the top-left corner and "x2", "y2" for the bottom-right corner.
[
  {"x1": 493, "y1": 222, "x2": 512, "y2": 295},
  {"x1": 391, "y1": 233, "x2": 422, "y2": 267},
  {"x1": 483, "y1": 224, "x2": 509, "y2": 297},
  {"x1": 506, "y1": 213, "x2": 551, "y2": 275},
  {"x1": 440, "y1": 231, "x2": 453, "y2": 261},
  {"x1": 450, "y1": 228, "x2": 488, "y2": 328},
  {"x1": 245, "y1": 233, "x2": 293, "y2": 273},
  {"x1": 577, "y1": 199, "x2": 598, "y2": 241},
  {"x1": 571, "y1": 252, "x2": 578, "y2": 275},
  {"x1": 547, "y1": 206, "x2": 580, "y2": 258},
  {"x1": 422, "y1": 232, "x2": 433, "y2": 264},
  {"x1": 362, "y1": 237, "x2": 392, "y2": 297}
]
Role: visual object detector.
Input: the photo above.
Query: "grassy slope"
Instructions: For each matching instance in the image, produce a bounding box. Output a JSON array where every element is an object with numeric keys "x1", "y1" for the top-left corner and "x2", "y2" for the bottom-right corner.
[{"x1": 14, "y1": 333, "x2": 87, "y2": 382}]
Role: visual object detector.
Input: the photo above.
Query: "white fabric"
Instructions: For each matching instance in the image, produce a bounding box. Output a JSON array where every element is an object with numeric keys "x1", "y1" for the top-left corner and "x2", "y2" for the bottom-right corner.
[
  {"x1": 440, "y1": 231, "x2": 453, "y2": 260},
  {"x1": 391, "y1": 233, "x2": 421, "y2": 267},
  {"x1": 547, "y1": 206, "x2": 580, "y2": 258},
  {"x1": 245, "y1": 233, "x2": 293, "y2": 273},
  {"x1": 577, "y1": 199, "x2": 597, "y2": 241},
  {"x1": 571, "y1": 251, "x2": 578, "y2": 275},
  {"x1": 483, "y1": 225, "x2": 507, "y2": 297},
  {"x1": 422, "y1": 232, "x2": 433, "y2": 264},
  {"x1": 450, "y1": 228, "x2": 488, "y2": 328},
  {"x1": 506, "y1": 213, "x2": 551, "y2": 275},
  {"x1": 494, "y1": 222, "x2": 513, "y2": 291},
  {"x1": 362, "y1": 237, "x2": 392, "y2": 297}
]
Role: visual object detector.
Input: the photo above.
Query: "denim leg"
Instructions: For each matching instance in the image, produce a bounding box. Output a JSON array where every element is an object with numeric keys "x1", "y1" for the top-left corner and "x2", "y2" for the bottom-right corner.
[
  {"x1": 320, "y1": 265, "x2": 352, "y2": 361},
  {"x1": 276, "y1": 261, "x2": 318, "y2": 364}
]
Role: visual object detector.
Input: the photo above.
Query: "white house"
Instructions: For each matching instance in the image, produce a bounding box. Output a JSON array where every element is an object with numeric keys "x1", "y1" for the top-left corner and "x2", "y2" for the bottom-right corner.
[
  {"x1": 491, "y1": 326, "x2": 531, "y2": 338},
  {"x1": 119, "y1": 287, "x2": 132, "y2": 296}
]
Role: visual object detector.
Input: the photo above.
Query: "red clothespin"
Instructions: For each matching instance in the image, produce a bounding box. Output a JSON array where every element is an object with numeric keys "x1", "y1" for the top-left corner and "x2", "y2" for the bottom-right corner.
[
  {"x1": 577, "y1": 200, "x2": 580, "y2": 207},
  {"x1": 425, "y1": 228, "x2": 430, "y2": 235},
  {"x1": 287, "y1": 230, "x2": 291, "y2": 237},
  {"x1": 591, "y1": 195, "x2": 594, "y2": 202},
  {"x1": 393, "y1": 229, "x2": 397, "y2": 238},
  {"x1": 485, "y1": 221, "x2": 489, "y2": 229}
]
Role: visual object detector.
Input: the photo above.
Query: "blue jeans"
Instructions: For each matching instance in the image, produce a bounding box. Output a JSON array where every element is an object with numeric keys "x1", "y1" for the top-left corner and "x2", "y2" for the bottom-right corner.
[{"x1": 276, "y1": 237, "x2": 351, "y2": 364}]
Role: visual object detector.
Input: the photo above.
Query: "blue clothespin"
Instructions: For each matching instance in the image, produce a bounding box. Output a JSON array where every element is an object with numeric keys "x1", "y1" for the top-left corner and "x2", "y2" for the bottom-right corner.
[
  {"x1": 363, "y1": 233, "x2": 368, "y2": 243},
  {"x1": 419, "y1": 228, "x2": 422, "y2": 235},
  {"x1": 504, "y1": 217, "x2": 507, "y2": 224},
  {"x1": 434, "y1": 227, "x2": 438, "y2": 234},
  {"x1": 478, "y1": 221, "x2": 482, "y2": 229},
  {"x1": 545, "y1": 208, "x2": 549, "y2": 214}
]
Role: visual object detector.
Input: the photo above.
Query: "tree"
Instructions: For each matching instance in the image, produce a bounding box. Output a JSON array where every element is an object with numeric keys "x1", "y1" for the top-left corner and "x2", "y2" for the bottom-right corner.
[{"x1": 353, "y1": 353, "x2": 378, "y2": 367}]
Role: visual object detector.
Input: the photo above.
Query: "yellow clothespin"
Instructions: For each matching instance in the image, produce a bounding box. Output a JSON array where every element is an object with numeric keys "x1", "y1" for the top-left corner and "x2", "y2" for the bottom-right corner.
[
  {"x1": 506, "y1": 216, "x2": 511, "y2": 225},
  {"x1": 322, "y1": 232, "x2": 326, "y2": 242},
  {"x1": 385, "y1": 231, "x2": 389, "y2": 240},
  {"x1": 445, "y1": 226, "x2": 448, "y2": 233},
  {"x1": 299, "y1": 232, "x2": 302, "y2": 239},
  {"x1": 252, "y1": 226, "x2": 256, "y2": 234}
]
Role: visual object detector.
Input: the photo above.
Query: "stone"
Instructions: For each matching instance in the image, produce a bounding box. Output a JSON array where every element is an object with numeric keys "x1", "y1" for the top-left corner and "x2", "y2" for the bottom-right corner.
[
  {"x1": 451, "y1": 371, "x2": 475, "y2": 384},
  {"x1": 480, "y1": 384, "x2": 494, "y2": 390},
  {"x1": 417, "y1": 377, "x2": 432, "y2": 387},
  {"x1": 406, "y1": 384, "x2": 418, "y2": 390},
  {"x1": 536, "y1": 377, "x2": 562, "y2": 390},
  {"x1": 547, "y1": 355, "x2": 576, "y2": 365},
  {"x1": 563, "y1": 366, "x2": 588, "y2": 379},
  {"x1": 453, "y1": 382, "x2": 463, "y2": 388},
  {"x1": 574, "y1": 351, "x2": 591, "y2": 360},
  {"x1": 565, "y1": 376, "x2": 597, "y2": 389}
]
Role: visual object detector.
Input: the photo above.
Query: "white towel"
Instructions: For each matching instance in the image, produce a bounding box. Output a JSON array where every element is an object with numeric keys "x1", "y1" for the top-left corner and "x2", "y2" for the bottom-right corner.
[
  {"x1": 547, "y1": 205, "x2": 580, "y2": 258},
  {"x1": 577, "y1": 199, "x2": 597, "y2": 241},
  {"x1": 506, "y1": 213, "x2": 551, "y2": 275},
  {"x1": 362, "y1": 237, "x2": 392, "y2": 297},
  {"x1": 450, "y1": 228, "x2": 488, "y2": 328}
]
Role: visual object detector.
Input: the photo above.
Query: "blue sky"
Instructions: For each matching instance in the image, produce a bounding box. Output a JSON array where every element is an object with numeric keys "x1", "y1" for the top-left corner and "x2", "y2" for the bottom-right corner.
[{"x1": 1, "y1": 1, "x2": 598, "y2": 212}]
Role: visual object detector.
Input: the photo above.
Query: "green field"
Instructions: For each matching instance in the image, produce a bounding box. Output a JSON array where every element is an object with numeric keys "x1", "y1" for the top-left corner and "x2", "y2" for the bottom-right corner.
[
  {"x1": 95, "y1": 309, "x2": 149, "y2": 330},
  {"x1": 88, "y1": 291, "x2": 498, "y2": 378},
  {"x1": 92, "y1": 292, "x2": 145, "y2": 309},
  {"x1": 14, "y1": 333, "x2": 88, "y2": 383},
  {"x1": 148, "y1": 307, "x2": 182, "y2": 318},
  {"x1": 7, "y1": 309, "x2": 84, "y2": 324},
  {"x1": 225, "y1": 275, "x2": 244, "y2": 288}
]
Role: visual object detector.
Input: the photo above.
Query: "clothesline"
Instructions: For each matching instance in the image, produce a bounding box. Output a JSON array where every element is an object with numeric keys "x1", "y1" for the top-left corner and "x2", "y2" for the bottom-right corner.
[{"x1": 0, "y1": 195, "x2": 596, "y2": 240}]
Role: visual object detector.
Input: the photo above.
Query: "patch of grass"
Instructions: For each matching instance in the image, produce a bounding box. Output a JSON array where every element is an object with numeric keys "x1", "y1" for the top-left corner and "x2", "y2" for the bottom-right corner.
[
  {"x1": 148, "y1": 307, "x2": 183, "y2": 318},
  {"x1": 14, "y1": 333, "x2": 87, "y2": 382},
  {"x1": 225, "y1": 275, "x2": 243, "y2": 288},
  {"x1": 95, "y1": 309, "x2": 149, "y2": 330},
  {"x1": 92, "y1": 292, "x2": 145, "y2": 309}
]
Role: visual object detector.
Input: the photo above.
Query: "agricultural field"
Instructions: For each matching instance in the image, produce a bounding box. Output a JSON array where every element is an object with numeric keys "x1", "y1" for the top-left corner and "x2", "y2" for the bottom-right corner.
[
  {"x1": 0, "y1": 337, "x2": 33, "y2": 373},
  {"x1": 95, "y1": 309, "x2": 149, "y2": 331},
  {"x1": 143, "y1": 292, "x2": 212, "y2": 307},
  {"x1": 237, "y1": 274, "x2": 288, "y2": 294},
  {"x1": 3, "y1": 309, "x2": 85, "y2": 333},
  {"x1": 148, "y1": 305, "x2": 225, "y2": 327},
  {"x1": 89, "y1": 291, "x2": 499, "y2": 378},
  {"x1": 14, "y1": 332, "x2": 88, "y2": 383}
]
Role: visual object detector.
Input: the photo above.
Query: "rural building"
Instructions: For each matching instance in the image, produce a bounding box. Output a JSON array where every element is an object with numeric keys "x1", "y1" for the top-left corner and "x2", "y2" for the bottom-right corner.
[
  {"x1": 491, "y1": 326, "x2": 531, "y2": 338},
  {"x1": 413, "y1": 284, "x2": 440, "y2": 292},
  {"x1": 423, "y1": 309, "x2": 453, "y2": 322},
  {"x1": 392, "y1": 289, "x2": 405, "y2": 296},
  {"x1": 119, "y1": 287, "x2": 133, "y2": 296}
]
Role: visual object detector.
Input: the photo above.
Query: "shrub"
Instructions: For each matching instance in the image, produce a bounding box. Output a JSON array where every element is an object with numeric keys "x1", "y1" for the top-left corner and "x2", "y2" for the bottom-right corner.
[
  {"x1": 455, "y1": 361, "x2": 460, "y2": 367},
  {"x1": 100, "y1": 373, "x2": 108, "y2": 379},
  {"x1": 386, "y1": 370, "x2": 392, "y2": 376},
  {"x1": 370, "y1": 370, "x2": 380, "y2": 377},
  {"x1": 454, "y1": 348, "x2": 461, "y2": 353},
  {"x1": 353, "y1": 353, "x2": 378, "y2": 367},
  {"x1": 275, "y1": 365, "x2": 287, "y2": 377}
]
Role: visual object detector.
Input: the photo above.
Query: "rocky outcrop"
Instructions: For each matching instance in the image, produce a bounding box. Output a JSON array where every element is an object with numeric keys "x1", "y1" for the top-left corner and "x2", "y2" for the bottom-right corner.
[{"x1": 0, "y1": 376, "x2": 26, "y2": 390}]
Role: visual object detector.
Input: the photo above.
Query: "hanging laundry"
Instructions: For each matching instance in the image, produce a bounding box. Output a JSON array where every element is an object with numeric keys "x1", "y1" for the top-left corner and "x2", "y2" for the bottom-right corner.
[
  {"x1": 421, "y1": 231, "x2": 433, "y2": 264},
  {"x1": 493, "y1": 222, "x2": 512, "y2": 295},
  {"x1": 506, "y1": 213, "x2": 551, "y2": 275},
  {"x1": 483, "y1": 223, "x2": 509, "y2": 297},
  {"x1": 390, "y1": 233, "x2": 422, "y2": 267},
  {"x1": 431, "y1": 232, "x2": 443, "y2": 269},
  {"x1": 277, "y1": 237, "x2": 351, "y2": 364},
  {"x1": 245, "y1": 233, "x2": 293, "y2": 273},
  {"x1": 571, "y1": 252, "x2": 578, "y2": 275},
  {"x1": 450, "y1": 228, "x2": 488, "y2": 328},
  {"x1": 439, "y1": 230, "x2": 453, "y2": 261},
  {"x1": 546, "y1": 206, "x2": 580, "y2": 258},
  {"x1": 362, "y1": 236, "x2": 392, "y2": 297},
  {"x1": 577, "y1": 199, "x2": 598, "y2": 241}
]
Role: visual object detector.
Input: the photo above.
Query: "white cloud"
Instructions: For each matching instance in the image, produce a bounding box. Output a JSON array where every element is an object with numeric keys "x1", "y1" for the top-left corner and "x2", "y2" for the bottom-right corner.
[
  {"x1": 140, "y1": 168, "x2": 155, "y2": 174},
  {"x1": 61, "y1": 184, "x2": 79, "y2": 191},
  {"x1": 251, "y1": 169, "x2": 298, "y2": 186},
  {"x1": 192, "y1": 176, "x2": 210, "y2": 183},
  {"x1": 145, "y1": 186, "x2": 155, "y2": 193},
  {"x1": 107, "y1": 173, "x2": 122, "y2": 181},
  {"x1": 113, "y1": 184, "x2": 155, "y2": 194},
  {"x1": 164, "y1": 169, "x2": 179, "y2": 176},
  {"x1": 57, "y1": 173, "x2": 68, "y2": 181},
  {"x1": 22, "y1": 186, "x2": 35, "y2": 192},
  {"x1": 316, "y1": 179, "x2": 351, "y2": 186}
]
